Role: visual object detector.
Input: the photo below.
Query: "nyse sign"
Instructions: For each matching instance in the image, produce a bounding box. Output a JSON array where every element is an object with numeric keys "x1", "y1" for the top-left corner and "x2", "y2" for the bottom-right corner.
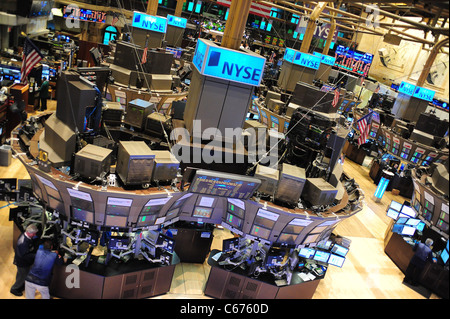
[
  {"x1": 193, "y1": 39, "x2": 266, "y2": 86},
  {"x1": 283, "y1": 48, "x2": 321, "y2": 70},
  {"x1": 132, "y1": 11, "x2": 167, "y2": 33},
  {"x1": 398, "y1": 81, "x2": 416, "y2": 96},
  {"x1": 167, "y1": 15, "x2": 187, "y2": 28},
  {"x1": 413, "y1": 86, "x2": 435, "y2": 102}
]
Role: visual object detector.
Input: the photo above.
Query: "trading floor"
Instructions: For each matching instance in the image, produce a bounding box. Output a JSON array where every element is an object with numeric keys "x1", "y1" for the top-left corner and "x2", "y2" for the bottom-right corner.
[{"x1": 0, "y1": 100, "x2": 439, "y2": 299}]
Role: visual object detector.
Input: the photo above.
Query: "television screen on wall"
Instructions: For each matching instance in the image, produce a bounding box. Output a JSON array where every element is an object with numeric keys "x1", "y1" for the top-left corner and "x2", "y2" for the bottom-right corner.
[{"x1": 334, "y1": 45, "x2": 373, "y2": 77}]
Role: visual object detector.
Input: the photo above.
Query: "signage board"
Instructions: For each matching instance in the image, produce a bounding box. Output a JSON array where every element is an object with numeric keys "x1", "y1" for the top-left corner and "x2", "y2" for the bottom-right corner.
[
  {"x1": 132, "y1": 11, "x2": 167, "y2": 33},
  {"x1": 413, "y1": 86, "x2": 435, "y2": 102},
  {"x1": 167, "y1": 14, "x2": 187, "y2": 28},
  {"x1": 398, "y1": 81, "x2": 416, "y2": 96}
]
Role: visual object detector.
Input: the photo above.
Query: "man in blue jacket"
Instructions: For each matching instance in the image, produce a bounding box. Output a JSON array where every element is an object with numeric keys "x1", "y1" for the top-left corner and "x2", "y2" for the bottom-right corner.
[
  {"x1": 404, "y1": 238, "x2": 436, "y2": 286},
  {"x1": 24, "y1": 240, "x2": 63, "y2": 299},
  {"x1": 10, "y1": 224, "x2": 39, "y2": 296}
]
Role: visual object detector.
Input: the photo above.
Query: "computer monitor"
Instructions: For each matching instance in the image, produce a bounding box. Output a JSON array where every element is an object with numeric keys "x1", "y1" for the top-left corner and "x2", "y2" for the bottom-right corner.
[
  {"x1": 405, "y1": 218, "x2": 421, "y2": 227},
  {"x1": 157, "y1": 233, "x2": 175, "y2": 253},
  {"x1": 298, "y1": 247, "x2": 315, "y2": 259},
  {"x1": 392, "y1": 223, "x2": 403, "y2": 234},
  {"x1": 250, "y1": 225, "x2": 271, "y2": 240},
  {"x1": 317, "y1": 240, "x2": 332, "y2": 250},
  {"x1": 440, "y1": 248, "x2": 449, "y2": 264},
  {"x1": 302, "y1": 233, "x2": 321, "y2": 245},
  {"x1": 331, "y1": 243, "x2": 349, "y2": 257},
  {"x1": 416, "y1": 221, "x2": 426, "y2": 232},
  {"x1": 222, "y1": 237, "x2": 240, "y2": 253},
  {"x1": 401, "y1": 225, "x2": 416, "y2": 236},
  {"x1": 401, "y1": 205, "x2": 416, "y2": 218},
  {"x1": 192, "y1": 206, "x2": 213, "y2": 218},
  {"x1": 327, "y1": 254, "x2": 345, "y2": 268},
  {"x1": 108, "y1": 236, "x2": 130, "y2": 250},
  {"x1": 390, "y1": 200, "x2": 403, "y2": 212},
  {"x1": 313, "y1": 250, "x2": 330, "y2": 263},
  {"x1": 396, "y1": 217, "x2": 408, "y2": 225},
  {"x1": 386, "y1": 208, "x2": 399, "y2": 220}
]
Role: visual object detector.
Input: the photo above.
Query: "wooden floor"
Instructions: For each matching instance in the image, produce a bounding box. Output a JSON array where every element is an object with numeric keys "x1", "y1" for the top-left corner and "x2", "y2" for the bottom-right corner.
[{"x1": 0, "y1": 103, "x2": 439, "y2": 299}]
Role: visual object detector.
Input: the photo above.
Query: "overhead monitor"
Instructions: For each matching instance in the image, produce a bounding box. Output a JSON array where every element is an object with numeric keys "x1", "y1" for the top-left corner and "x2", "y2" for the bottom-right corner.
[
  {"x1": 413, "y1": 86, "x2": 435, "y2": 102},
  {"x1": 401, "y1": 205, "x2": 416, "y2": 218},
  {"x1": 250, "y1": 225, "x2": 271, "y2": 240},
  {"x1": 401, "y1": 225, "x2": 416, "y2": 236},
  {"x1": 386, "y1": 208, "x2": 400, "y2": 220},
  {"x1": 189, "y1": 169, "x2": 261, "y2": 199},
  {"x1": 327, "y1": 254, "x2": 345, "y2": 268},
  {"x1": 334, "y1": 45, "x2": 373, "y2": 77},
  {"x1": 302, "y1": 233, "x2": 321, "y2": 245},
  {"x1": 390, "y1": 200, "x2": 403, "y2": 212},
  {"x1": 138, "y1": 197, "x2": 171, "y2": 227},
  {"x1": 313, "y1": 250, "x2": 331, "y2": 263},
  {"x1": 106, "y1": 197, "x2": 132, "y2": 217},
  {"x1": 253, "y1": 209, "x2": 279, "y2": 229},
  {"x1": 396, "y1": 217, "x2": 408, "y2": 225},
  {"x1": 298, "y1": 247, "x2": 315, "y2": 259},
  {"x1": 331, "y1": 243, "x2": 349, "y2": 257},
  {"x1": 405, "y1": 218, "x2": 421, "y2": 227},
  {"x1": 131, "y1": 11, "x2": 167, "y2": 33},
  {"x1": 192, "y1": 206, "x2": 213, "y2": 219}
]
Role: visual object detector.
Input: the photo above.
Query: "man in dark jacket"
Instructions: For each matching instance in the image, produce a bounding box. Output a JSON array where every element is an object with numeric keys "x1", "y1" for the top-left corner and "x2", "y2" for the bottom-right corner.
[
  {"x1": 404, "y1": 238, "x2": 436, "y2": 286},
  {"x1": 25, "y1": 240, "x2": 63, "y2": 299},
  {"x1": 10, "y1": 224, "x2": 39, "y2": 296},
  {"x1": 38, "y1": 77, "x2": 49, "y2": 111}
]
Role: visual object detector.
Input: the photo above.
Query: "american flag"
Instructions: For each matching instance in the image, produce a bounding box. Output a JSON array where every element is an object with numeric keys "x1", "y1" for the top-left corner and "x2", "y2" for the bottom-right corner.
[
  {"x1": 332, "y1": 88, "x2": 340, "y2": 107},
  {"x1": 357, "y1": 112, "x2": 373, "y2": 146},
  {"x1": 21, "y1": 37, "x2": 44, "y2": 85},
  {"x1": 141, "y1": 35, "x2": 149, "y2": 64}
]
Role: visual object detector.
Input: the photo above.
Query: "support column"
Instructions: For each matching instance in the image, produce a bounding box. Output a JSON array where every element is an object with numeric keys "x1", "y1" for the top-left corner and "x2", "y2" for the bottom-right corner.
[
  {"x1": 322, "y1": 1, "x2": 340, "y2": 56},
  {"x1": 221, "y1": 0, "x2": 252, "y2": 50},
  {"x1": 175, "y1": 0, "x2": 186, "y2": 17},
  {"x1": 416, "y1": 38, "x2": 449, "y2": 87},
  {"x1": 300, "y1": 2, "x2": 328, "y2": 53},
  {"x1": 146, "y1": 0, "x2": 159, "y2": 15}
]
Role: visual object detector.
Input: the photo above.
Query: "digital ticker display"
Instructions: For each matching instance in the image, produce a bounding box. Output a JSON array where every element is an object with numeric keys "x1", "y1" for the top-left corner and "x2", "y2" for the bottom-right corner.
[
  {"x1": 189, "y1": 170, "x2": 261, "y2": 199},
  {"x1": 334, "y1": 45, "x2": 373, "y2": 77}
]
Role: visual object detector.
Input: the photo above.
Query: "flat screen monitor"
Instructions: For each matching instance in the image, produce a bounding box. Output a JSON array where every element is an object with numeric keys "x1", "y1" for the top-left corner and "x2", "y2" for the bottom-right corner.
[
  {"x1": 250, "y1": 225, "x2": 271, "y2": 240},
  {"x1": 401, "y1": 225, "x2": 416, "y2": 236},
  {"x1": 416, "y1": 221, "x2": 426, "y2": 232},
  {"x1": 227, "y1": 198, "x2": 245, "y2": 218},
  {"x1": 327, "y1": 254, "x2": 345, "y2": 268},
  {"x1": 390, "y1": 200, "x2": 403, "y2": 212},
  {"x1": 157, "y1": 233, "x2": 175, "y2": 253},
  {"x1": 331, "y1": 243, "x2": 349, "y2": 257},
  {"x1": 106, "y1": 197, "x2": 132, "y2": 216},
  {"x1": 222, "y1": 237, "x2": 240, "y2": 253},
  {"x1": 298, "y1": 247, "x2": 315, "y2": 259},
  {"x1": 392, "y1": 223, "x2": 403, "y2": 234},
  {"x1": 405, "y1": 218, "x2": 421, "y2": 227},
  {"x1": 313, "y1": 250, "x2": 331, "y2": 263},
  {"x1": 317, "y1": 240, "x2": 332, "y2": 250},
  {"x1": 334, "y1": 45, "x2": 373, "y2": 77},
  {"x1": 396, "y1": 217, "x2": 408, "y2": 225},
  {"x1": 302, "y1": 233, "x2": 320, "y2": 245},
  {"x1": 108, "y1": 236, "x2": 129, "y2": 250},
  {"x1": 440, "y1": 248, "x2": 449, "y2": 264},
  {"x1": 165, "y1": 208, "x2": 179, "y2": 220},
  {"x1": 401, "y1": 205, "x2": 416, "y2": 218},
  {"x1": 225, "y1": 212, "x2": 243, "y2": 230},
  {"x1": 192, "y1": 206, "x2": 213, "y2": 218},
  {"x1": 387, "y1": 208, "x2": 399, "y2": 220},
  {"x1": 253, "y1": 209, "x2": 279, "y2": 229},
  {"x1": 71, "y1": 207, "x2": 94, "y2": 224},
  {"x1": 277, "y1": 233, "x2": 297, "y2": 245},
  {"x1": 188, "y1": 169, "x2": 261, "y2": 199}
]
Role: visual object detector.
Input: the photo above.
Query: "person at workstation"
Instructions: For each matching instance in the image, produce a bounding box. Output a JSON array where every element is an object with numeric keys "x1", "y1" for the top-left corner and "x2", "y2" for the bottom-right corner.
[
  {"x1": 38, "y1": 77, "x2": 49, "y2": 111},
  {"x1": 403, "y1": 238, "x2": 436, "y2": 286},
  {"x1": 10, "y1": 224, "x2": 39, "y2": 296},
  {"x1": 25, "y1": 240, "x2": 63, "y2": 299}
]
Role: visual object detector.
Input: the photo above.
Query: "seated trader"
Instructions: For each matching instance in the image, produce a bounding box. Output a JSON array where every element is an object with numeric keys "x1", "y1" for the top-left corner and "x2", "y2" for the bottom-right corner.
[
  {"x1": 404, "y1": 238, "x2": 436, "y2": 286},
  {"x1": 25, "y1": 240, "x2": 63, "y2": 299},
  {"x1": 10, "y1": 224, "x2": 39, "y2": 296}
]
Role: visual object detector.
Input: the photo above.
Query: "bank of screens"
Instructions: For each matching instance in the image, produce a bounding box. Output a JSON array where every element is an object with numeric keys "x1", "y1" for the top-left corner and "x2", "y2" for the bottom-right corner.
[
  {"x1": 225, "y1": 199, "x2": 245, "y2": 230},
  {"x1": 138, "y1": 197, "x2": 171, "y2": 227},
  {"x1": 331, "y1": 243, "x2": 349, "y2": 257},
  {"x1": 250, "y1": 209, "x2": 279, "y2": 240},
  {"x1": 401, "y1": 205, "x2": 416, "y2": 218},
  {"x1": 423, "y1": 200, "x2": 435, "y2": 221},
  {"x1": 68, "y1": 188, "x2": 94, "y2": 224}
]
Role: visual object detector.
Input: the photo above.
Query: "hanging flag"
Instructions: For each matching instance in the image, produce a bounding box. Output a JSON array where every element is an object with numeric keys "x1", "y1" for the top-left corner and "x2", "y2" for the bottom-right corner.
[
  {"x1": 332, "y1": 88, "x2": 340, "y2": 108},
  {"x1": 357, "y1": 112, "x2": 373, "y2": 146},
  {"x1": 217, "y1": 0, "x2": 272, "y2": 18},
  {"x1": 21, "y1": 37, "x2": 44, "y2": 85},
  {"x1": 141, "y1": 35, "x2": 149, "y2": 64}
]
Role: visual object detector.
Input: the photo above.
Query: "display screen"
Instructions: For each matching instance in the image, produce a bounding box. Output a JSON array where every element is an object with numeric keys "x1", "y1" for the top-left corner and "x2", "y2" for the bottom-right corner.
[
  {"x1": 106, "y1": 197, "x2": 132, "y2": 216},
  {"x1": 328, "y1": 254, "x2": 345, "y2": 267},
  {"x1": 413, "y1": 86, "x2": 435, "y2": 102},
  {"x1": 299, "y1": 247, "x2": 315, "y2": 259},
  {"x1": 398, "y1": 81, "x2": 416, "y2": 96},
  {"x1": 192, "y1": 206, "x2": 213, "y2": 218},
  {"x1": 71, "y1": 207, "x2": 93, "y2": 224},
  {"x1": 225, "y1": 212, "x2": 243, "y2": 229},
  {"x1": 108, "y1": 236, "x2": 129, "y2": 250},
  {"x1": 405, "y1": 218, "x2": 421, "y2": 227},
  {"x1": 227, "y1": 199, "x2": 245, "y2": 218},
  {"x1": 157, "y1": 233, "x2": 175, "y2": 253},
  {"x1": 302, "y1": 233, "x2": 320, "y2": 245},
  {"x1": 334, "y1": 45, "x2": 373, "y2": 77},
  {"x1": 189, "y1": 170, "x2": 261, "y2": 199},
  {"x1": 401, "y1": 205, "x2": 416, "y2": 218},
  {"x1": 387, "y1": 208, "x2": 399, "y2": 220},
  {"x1": 440, "y1": 249, "x2": 449, "y2": 264},
  {"x1": 253, "y1": 209, "x2": 279, "y2": 228},
  {"x1": 223, "y1": 237, "x2": 240, "y2": 253},
  {"x1": 313, "y1": 250, "x2": 330, "y2": 263},
  {"x1": 131, "y1": 11, "x2": 167, "y2": 33},
  {"x1": 331, "y1": 243, "x2": 349, "y2": 257},
  {"x1": 401, "y1": 225, "x2": 416, "y2": 236},
  {"x1": 416, "y1": 221, "x2": 426, "y2": 232},
  {"x1": 250, "y1": 225, "x2": 271, "y2": 239},
  {"x1": 277, "y1": 233, "x2": 297, "y2": 245}
]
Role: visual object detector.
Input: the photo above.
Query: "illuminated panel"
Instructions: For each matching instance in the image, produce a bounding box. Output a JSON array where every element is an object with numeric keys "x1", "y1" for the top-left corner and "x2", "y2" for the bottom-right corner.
[
  {"x1": 138, "y1": 197, "x2": 171, "y2": 227},
  {"x1": 400, "y1": 142, "x2": 412, "y2": 160},
  {"x1": 398, "y1": 81, "x2": 416, "y2": 96},
  {"x1": 131, "y1": 11, "x2": 167, "y2": 33}
]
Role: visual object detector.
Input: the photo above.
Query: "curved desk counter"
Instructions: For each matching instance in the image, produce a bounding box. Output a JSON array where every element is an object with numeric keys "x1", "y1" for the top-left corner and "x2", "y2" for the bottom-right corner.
[{"x1": 204, "y1": 249, "x2": 324, "y2": 299}]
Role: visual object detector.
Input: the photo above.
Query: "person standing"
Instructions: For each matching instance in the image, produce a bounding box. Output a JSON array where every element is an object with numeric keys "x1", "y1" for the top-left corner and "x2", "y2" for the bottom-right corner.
[
  {"x1": 10, "y1": 224, "x2": 39, "y2": 296},
  {"x1": 25, "y1": 240, "x2": 62, "y2": 299},
  {"x1": 38, "y1": 77, "x2": 49, "y2": 111},
  {"x1": 404, "y1": 238, "x2": 436, "y2": 286}
]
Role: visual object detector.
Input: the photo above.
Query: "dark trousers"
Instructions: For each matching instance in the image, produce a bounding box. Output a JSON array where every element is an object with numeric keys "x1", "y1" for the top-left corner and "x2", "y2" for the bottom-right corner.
[
  {"x1": 404, "y1": 262, "x2": 424, "y2": 285},
  {"x1": 39, "y1": 97, "x2": 47, "y2": 111},
  {"x1": 11, "y1": 265, "x2": 30, "y2": 293}
]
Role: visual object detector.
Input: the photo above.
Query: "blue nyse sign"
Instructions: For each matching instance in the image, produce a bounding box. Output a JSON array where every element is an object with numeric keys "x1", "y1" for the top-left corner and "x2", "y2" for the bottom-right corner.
[
  {"x1": 283, "y1": 48, "x2": 296, "y2": 63},
  {"x1": 167, "y1": 15, "x2": 187, "y2": 28},
  {"x1": 313, "y1": 52, "x2": 336, "y2": 66},
  {"x1": 413, "y1": 86, "x2": 435, "y2": 102},
  {"x1": 193, "y1": 39, "x2": 266, "y2": 86},
  {"x1": 132, "y1": 11, "x2": 167, "y2": 33},
  {"x1": 283, "y1": 48, "x2": 321, "y2": 70},
  {"x1": 398, "y1": 81, "x2": 416, "y2": 96}
]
